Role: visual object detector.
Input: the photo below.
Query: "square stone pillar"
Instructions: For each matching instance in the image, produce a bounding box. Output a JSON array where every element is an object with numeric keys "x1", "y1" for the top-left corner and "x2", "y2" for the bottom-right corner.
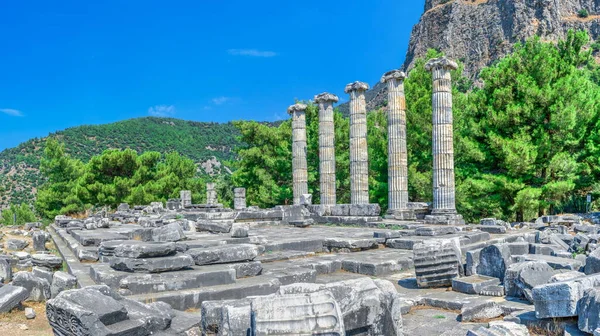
[
  {"x1": 345, "y1": 81, "x2": 370, "y2": 205},
  {"x1": 206, "y1": 182, "x2": 217, "y2": 205},
  {"x1": 180, "y1": 190, "x2": 192, "y2": 208},
  {"x1": 234, "y1": 187, "x2": 247, "y2": 210}
]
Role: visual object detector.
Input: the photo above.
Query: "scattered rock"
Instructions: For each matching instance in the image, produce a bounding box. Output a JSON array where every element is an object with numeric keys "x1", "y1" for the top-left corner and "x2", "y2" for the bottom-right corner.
[{"x1": 24, "y1": 307, "x2": 36, "y2": 319}]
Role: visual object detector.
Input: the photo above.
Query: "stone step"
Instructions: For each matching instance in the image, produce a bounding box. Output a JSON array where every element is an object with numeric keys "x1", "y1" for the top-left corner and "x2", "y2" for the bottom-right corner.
[
  {"x1": 90, "y1": 263, "x2": 239, "y2": 295},
  {"x1": 339, "y1": 250, "x2": 413, "y2": 276},
  {"x1": 256, "y1": 250, "x2": 315, "y2": 263},
  {"x1": 129, "y1": 275, "x2": 281, "y2": 311}
]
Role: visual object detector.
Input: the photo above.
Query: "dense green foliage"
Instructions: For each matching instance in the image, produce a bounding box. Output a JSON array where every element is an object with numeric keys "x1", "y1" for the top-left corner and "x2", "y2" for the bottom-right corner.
[
  {"x1": 34, "y1": 139, "x2": 207, "y2": 218},
  {"x1": 0, "y1": 117, "x2": 243, "y2": 208},
  {"x1": 0, "y1": 203, "x2": 37, "y2": 225},
  {"x1": 231, "y1": 30, "x2": 600, "y2": 222}
]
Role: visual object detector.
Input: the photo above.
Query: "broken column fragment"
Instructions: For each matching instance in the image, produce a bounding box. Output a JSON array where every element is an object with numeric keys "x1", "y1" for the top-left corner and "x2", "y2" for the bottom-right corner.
[{"x1": 413, "y1": 238, "x2": 463, "y2": 288}]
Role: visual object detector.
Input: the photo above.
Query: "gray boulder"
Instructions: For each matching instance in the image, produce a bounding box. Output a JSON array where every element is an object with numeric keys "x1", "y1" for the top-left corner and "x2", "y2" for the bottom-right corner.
[
  {"x1": 504, "y1": 261, "x2": 555, "y2": 302},
  {"x1": 32, "y1": 231, "x2": 48, "y2": 251},
  {"x1": 11, "y1": 271, "x2": 50, "y2": 302},
  {"x1": 50, "y1": 271, "x2": 77, "y2": 298},
  {"x1": 25, "y1": 307, "x2": 36, "y2": 319},
  {"x1": 0, "y1": 285, "x2": 28, "y2": 313},
  {"x1": 477, "y1": 244, "x2": 513, "y2": 279},
  {"x1": 31, "y1": 253, "x2": 63, "y2": 269},
  {"x1": 151, "y1": 223, "x2": 186, "y2": 242},
  {"x1": 187, "y1": 244, "x2": 260, "y2": 266},
  {"x1": 112, "y1": 241, "x2": 177, "y2": 258},
  {"x1": 6, "y1": 239, "x2": 28, "y2": 251},
  {"x1": 0, "y1": 257, "x2": 12, "y2": 282},
  {"x1": 532, "y1": 273, "x2": 600, "y2": 318},
  {"x1": 578, "y1": 287, "x2": 600, "y2": 334}
]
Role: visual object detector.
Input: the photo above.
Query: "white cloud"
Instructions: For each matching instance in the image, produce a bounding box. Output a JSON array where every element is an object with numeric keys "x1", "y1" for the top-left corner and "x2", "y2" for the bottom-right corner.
[
  {"x1": 227, "y1": 49, "x2": 278, "y2": 57},
  {"x1": 0, "y1": 108, "x2": 23, "y2": 117},
  {"x1": 212, "y1": 96, "x2": 230, "y2": 105},
  {"x1": 148, "y1": 105, "x2": 176, "y2": 117}
]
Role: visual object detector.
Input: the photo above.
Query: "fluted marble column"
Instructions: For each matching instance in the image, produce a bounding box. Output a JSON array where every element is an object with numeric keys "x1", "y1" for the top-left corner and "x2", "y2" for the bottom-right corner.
[
  {"x1": 381, "y1": 70, "x2": 415, "y2": 220},
  {"x1": 314, "y1": 93, "x2": 338, "y2": 206},
  {"x1": 288, "y1": 103, "x2": 309, "y2": 205},
  {"x1": 345, "y1": 81, "x2": 370, "y2": 205},
  {"x1": 425, "y1": 57, "x2": 463, "y2": 224}
]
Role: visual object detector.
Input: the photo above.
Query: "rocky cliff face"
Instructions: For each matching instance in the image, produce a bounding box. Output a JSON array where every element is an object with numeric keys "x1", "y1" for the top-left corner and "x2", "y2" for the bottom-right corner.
[
  {"x1": 405, "y1": 0, "x2": 600, "y2": 77},
  {"x1": 341, "y1": 0, "x2": 600, "y2": 114}
]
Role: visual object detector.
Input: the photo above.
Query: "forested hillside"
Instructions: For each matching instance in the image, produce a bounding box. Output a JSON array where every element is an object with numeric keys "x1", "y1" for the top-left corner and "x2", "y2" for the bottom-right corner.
[{"x1": 0, "y1": 117, "x2": 243, "y2": 208}]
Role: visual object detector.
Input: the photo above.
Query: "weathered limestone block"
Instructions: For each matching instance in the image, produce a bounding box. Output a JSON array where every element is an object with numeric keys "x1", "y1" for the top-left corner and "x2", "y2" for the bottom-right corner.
[
  {"x1": 504, "y1": 261, "x2": 555, "y2": 302},
  {"x1": 151, "y1": 222, "x2": 186, "y2": 242},
  {"x1": 314, "y1": 92, "x2": 339, "y2": 206},
  {"x1": 532, "y1": 273, "x2": 600, "y2": 318},
  {"x1": 250, "y1": 291, "x2": 345, "y2": 335},
  {"x1": 288, "y1": 103, "x2": 309, "y2": 205},
  {"x1": 0, "y1": 257, "x2": 12, "y2": 282},
  {"x1": 231, "y1": 224, "x2": 249, "y2": 238},
  {"x1": 196, "y1": 219, "x2": 234, "y2": 233},
  {"x1": 220, "y1": 299, "x2": 252, "y2": 335},
  {"x1": 586, "y1": 247, "x2": 600, "y2": 275},
  {"x1": 476, "y1": 244, "x2": 513, "y2": 279},
  {"x1": 0, "y1": 285, "x2": 28, "y2": 313},
  {"x1": 451, "y1": 275, "x2": 501, "y2": 295},
  {"x1": 117, "y1": 203, "x2": 130, "y2": 212},
  {"x1": 345, "y1": 81, "x2": 370, "y2": 205},
  {"x1": 12, "y1": 271, "x2": 51, "y2": 302},
  {"x1": 110, "y1": 254, "x2": 194, "y2": 273},
  {"x1": 51, "y1": 271, "x2": 77, "y2": 298},
  {"x1": 6, "y1": 238, "x2": 28, "y2": 251},
  {"x1": 549, "y1": 271, "x2": 585, "y2": 283},
  {"x1": 187, "y1": 244, "x2": 260, "y2": 266},
  {"x1": 32, "y1": 253, "x2": 63, "y2": 269},
  {"x1": 461, "y1": 301, "x2": 503, "y2": 322},
  {"x1": 276, "y1": 278, "x2": 403, "y2": 335},
  {"x1": 24, "y1": 222, "x2": 42, "y2": 231},
  {"x1": 578, "y1": 287, "x2": 600, "y2": 334},
  {"x1": 467, "y1": 321, "x2": 530, "y2": 336},
  {"x1": 413, "y1": 238, "x2": 462, "y2": 288},
  {"x1": 233, "y1": 187, "x2": 247, "y2": 210},
  {"x1": 32, "y1": 231, "x2": 48, "y2": 251},
  {"x1": 32, "y1": 266, "x2": 53, "y2": 284},
  {"x1": 112, "y1": 241, "x2": 177, "y2": 259}
]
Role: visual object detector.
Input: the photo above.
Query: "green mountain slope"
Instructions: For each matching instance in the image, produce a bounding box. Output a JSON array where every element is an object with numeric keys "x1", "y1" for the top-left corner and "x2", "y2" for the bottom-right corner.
[{"x1": 0, "y1": 117, "x2": 243, "y2": 208}]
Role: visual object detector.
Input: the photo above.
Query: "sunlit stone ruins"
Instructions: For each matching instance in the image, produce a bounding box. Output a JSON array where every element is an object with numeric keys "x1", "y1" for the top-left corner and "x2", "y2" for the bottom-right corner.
[{"x1": 2, "y1": 57, "x2": 600, "y2": 336}]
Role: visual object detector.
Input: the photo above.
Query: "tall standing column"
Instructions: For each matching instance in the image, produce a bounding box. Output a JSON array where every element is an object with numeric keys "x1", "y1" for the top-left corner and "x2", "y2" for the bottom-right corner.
[
  {"x1": 314, "y1": 93, "x2": 338, "y2": 206},
  {"x1": 345, "y1": 81, "x2": 370, "y2": 205},
  {"x1": 206, "y1": 182, "x2": 217, "y2": 205},
  {"x1": 288, "y1": 103, "x2": 309, "y2": 205},
  {"x1": 424, "y1": 57, "x2": 464, "y2": 225},
  {"x1": 381, "y1": 70, "x2": 415, "y2": 220}
]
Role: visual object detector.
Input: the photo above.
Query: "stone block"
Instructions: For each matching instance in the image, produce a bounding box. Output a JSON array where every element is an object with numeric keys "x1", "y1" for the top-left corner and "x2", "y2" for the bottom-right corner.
[
  {"x1": 413, "y1": 238, "x2": 462, "y2": 288},
  {"x1": 110, "y1": 254, "x2": 194, "y2": 273},
  {"x1": 195, "y1": 219, "x2": 234, "y2": 233},
  {"x1": 187, "y1": 244, "x2": 259, "y2": 266},
  {"x1": 32, "y1": 266, "x2": 53, "y2": 284},
  {"x1": 250, "y1": 291, "x2": 345, "y2": 335},
  {"x1": 415, "y1": 226, "x2": 458, "y2": 236},
  {"x1": 112, "y1": 241, "x2": 177, "y2": 258},
  {"x1": 151, "y1": 222, "x2": 186, "y2": 242},
  {"x1": 586, "y1": 247, "x2": 600, "y2": 275},
  {"x1": 451, "y1": 275, "x2": 501, "y2": 295},
  {"x1": 504, "y1": 261, "x2": 555, "y2": 302},
  {"x1": 31, "y1": 254, "x2": 63, "y2": 269},
  {"x1": 12, "y1": 271, "x2": 50, "y2": 302},
  {"x1": 0, "y1": 285, "x2": 28, "y2": 313},
  {"x1": 32, "y1": 231, "x2": 48, "y2": 251},
  {"x1": 578, "y1": 287, "x2": 600, "y2": 334},
  {"x1": 6, "y1": 239, "x2": 28, "y2": 251},
  {"x1": 50, "y1": 271, "x2": 77, "y2": 298},
  {"x1": 231, "y1": 224, "x2": 249, "y2": 238},
  {"x1": 461, "y1": 301, "x2": 503, "y2": 322},
  {"x1": 228, "y1": 261, "x2": 262, "y2": 278},
  {"x1": 0, "y1": 258, "x2": 12, "y2": 282},
  {"x1": 532, "y1": 273, "x2": 600, "y2": 318},
  {"x1": 467, "y1": 321, "x2": 529, "y2": 336},
  {"x1": 477, "y1": 244, "x2": 513, "y2": 280}
]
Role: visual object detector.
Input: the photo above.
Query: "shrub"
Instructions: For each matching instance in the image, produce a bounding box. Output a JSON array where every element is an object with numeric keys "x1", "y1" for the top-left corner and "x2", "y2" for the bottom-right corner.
[{"x1": 578, "y1": 9, "x2": 589, "y2": 18}]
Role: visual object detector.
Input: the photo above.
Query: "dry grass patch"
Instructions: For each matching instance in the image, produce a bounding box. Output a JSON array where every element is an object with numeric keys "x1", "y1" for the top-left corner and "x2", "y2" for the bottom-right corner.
[{"x1": 0, "y1": 302, "x2": 52, "y2": 336}]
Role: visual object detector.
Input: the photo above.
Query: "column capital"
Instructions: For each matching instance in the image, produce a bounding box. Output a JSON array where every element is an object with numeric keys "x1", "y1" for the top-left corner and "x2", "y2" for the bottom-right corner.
[
  {"x1": 287, "y1": 103, "x2": 308, "y2": 114},
  {"x1": 314, "y1": 92, "x2": 339, "y2": 104},
  {"x1": 344, "y1": 81, "x2": 369, "y2": 94},
  {"x1": 425, "y1": 57, "x2": 458, "y2": 72},
  {"x1": 380, "y1": 69, "x2": 407, "y2": 83}
]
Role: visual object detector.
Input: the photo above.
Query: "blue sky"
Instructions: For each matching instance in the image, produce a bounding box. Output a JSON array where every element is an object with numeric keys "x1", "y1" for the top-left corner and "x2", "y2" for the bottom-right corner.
[{"x1": 0, "y1": 0, "x2": 425, "y2": 151}]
